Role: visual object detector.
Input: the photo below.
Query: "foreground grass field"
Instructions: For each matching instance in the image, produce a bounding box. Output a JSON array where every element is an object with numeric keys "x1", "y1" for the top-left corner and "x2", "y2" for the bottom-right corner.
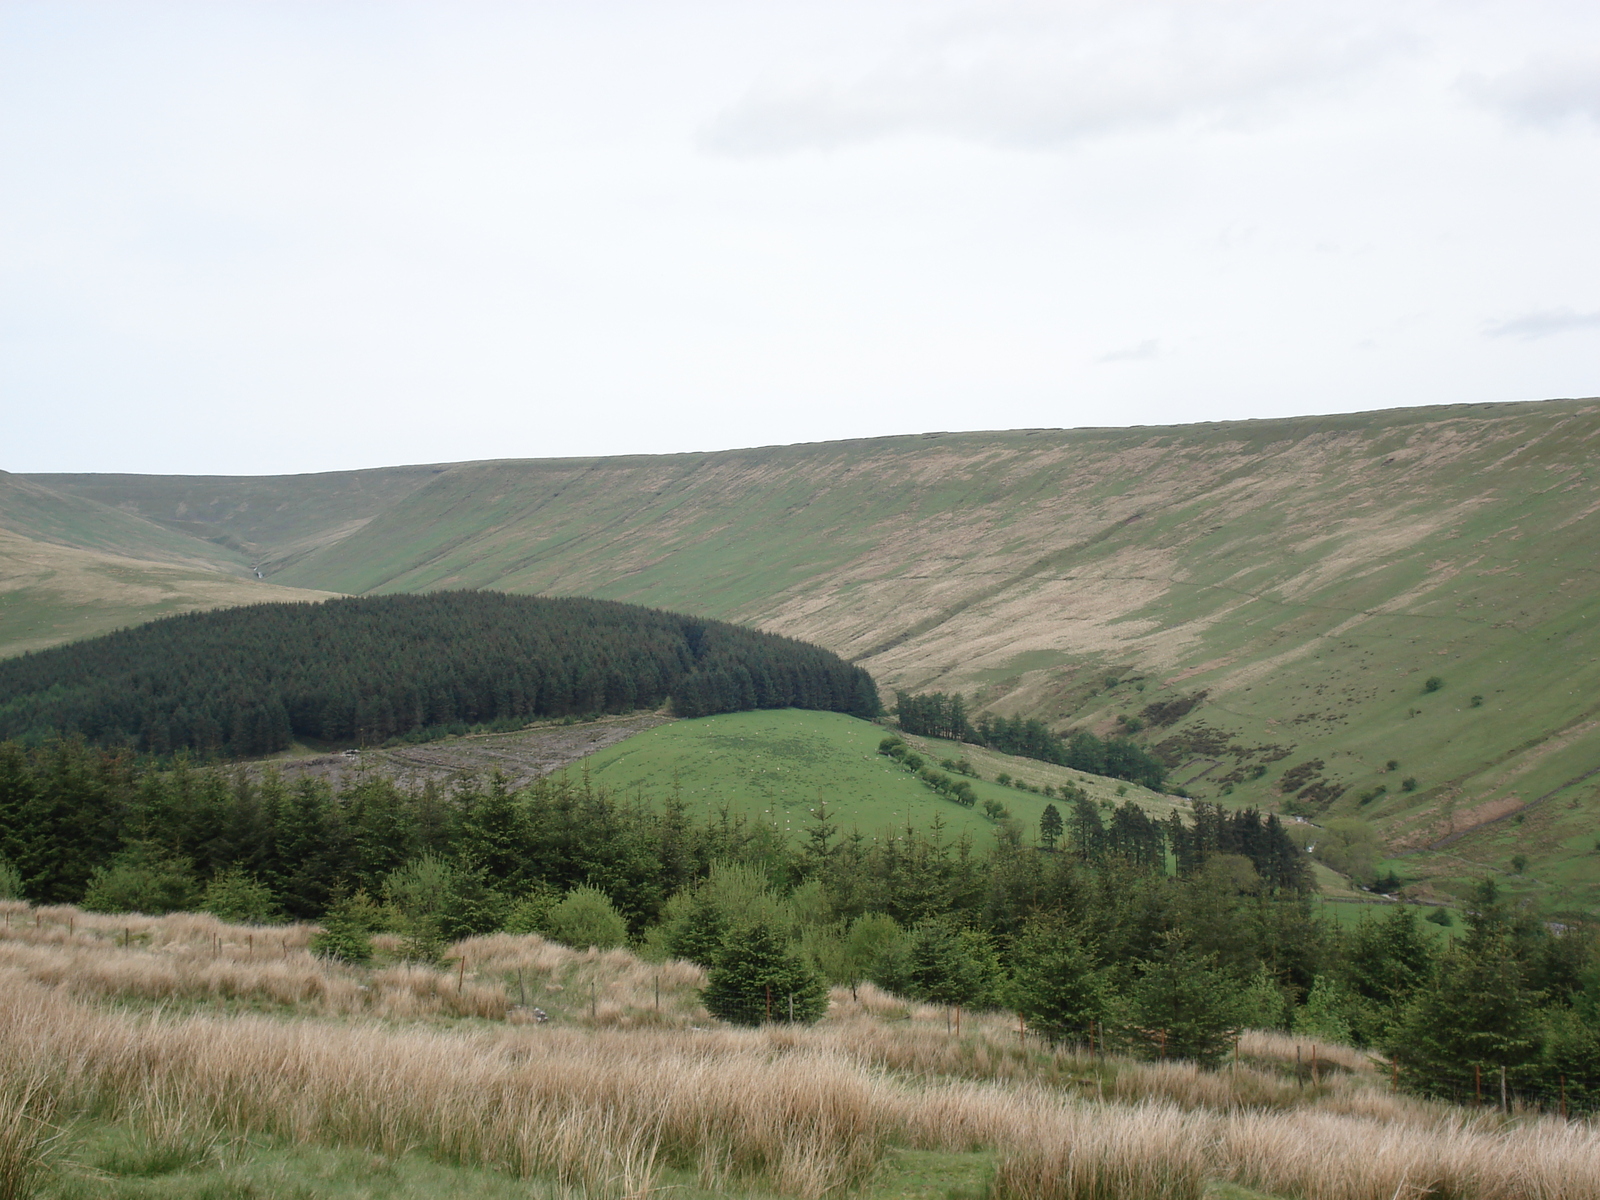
[
  {"x1": 2, "y1": 902, "x2": 1595, "y2": 1200},
  {"x1": 571, "y1": 710, "x2": 1181, "y2": 846}
]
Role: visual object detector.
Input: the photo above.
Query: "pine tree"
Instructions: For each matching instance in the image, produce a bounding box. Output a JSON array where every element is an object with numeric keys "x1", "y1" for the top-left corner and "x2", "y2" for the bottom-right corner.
[
  {"x1": 703, "y1": 921, "x2": 829, "y2": 1025},
  {"x1": 899, "y1": 918, "x2": 1001, "y2": 1007},
  {"x1": 1385, "y1": 935, "x2": 1544, "y2": 1101},
  {"x1": 1010, "y1": 916, "x2": 1104, "y2": 1044},
  {"x1": 1125, "y1": 934, "x2": 1245, "y2": 1066},
  {"x1": 1039, "y1": 803, "x2": 1064, "y2": 851}
]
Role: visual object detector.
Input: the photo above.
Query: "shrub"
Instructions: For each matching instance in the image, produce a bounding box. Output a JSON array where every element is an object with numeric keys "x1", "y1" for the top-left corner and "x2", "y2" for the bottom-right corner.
[
  {"x1": 545, "y1": 886, "x2": 628, "y2": 950},
  {"x1": 1423, "y1": 676, "x2": 1443, "y2": 693},
  {"x1": 0, "y1": 858, "x2": 21, "y2": 901},
  {"x1": 81, "y1": 843, "x2": 198, "y2": 915},
  {"x1": 1293, "y1": 975, "x2": 1359, "y2": 1044},
  {"x1": 1425, "y1": 907, "x2": 1454, "y2": 927},
  {"x1": 309, "y1": 921, "x2": 372, "y2": 965},
  {"x1": 501, "y1": 882, "x2": 561, "y2": 936},
  {"x1": 1401, "y1": 777, "x2": 1418, "y2": 792},
  {"x1": 890, "y1": 918, "x2": 1002, "y2": 1008},
  {"x1": 1470, "y1": 695, "x2": 1484, "y2": 707},
  {"x1": 199, "y1": 867, "x2": 280, "y2": 924},
  {"x1": 1124, "y1": 937, "x2": 1245, "y2": 1065}
]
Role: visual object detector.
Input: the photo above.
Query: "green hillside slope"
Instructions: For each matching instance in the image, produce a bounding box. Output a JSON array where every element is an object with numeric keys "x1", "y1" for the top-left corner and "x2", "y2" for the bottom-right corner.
[
  {"x1": 0, "y1": 526, "x2": 337, "y2": 658},
  {"x1": 0, "y1": 470, "x2": 243, "y2": 573},
  {"x1": 28, "y1": 464, "x2": 446, "y2": 574},
  {"x1": 0, "y1": 472, "x2": 339, "y2": 656},
  {"x1": 13, "y1": 398, "x2": 1600, "y2": 911},
  {"x1": 572, "y1": 708, "x2": 1181, "y2": 845}
]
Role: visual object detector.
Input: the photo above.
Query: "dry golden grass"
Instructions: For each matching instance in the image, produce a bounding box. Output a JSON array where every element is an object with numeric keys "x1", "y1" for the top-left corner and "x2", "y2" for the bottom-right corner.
[
  {"x1": 3, "y1": 902, "x2": 1598, "y2": 1200},
  {"x1": 0, "y1": 1071, "x2": 57, "y2": 1200}
]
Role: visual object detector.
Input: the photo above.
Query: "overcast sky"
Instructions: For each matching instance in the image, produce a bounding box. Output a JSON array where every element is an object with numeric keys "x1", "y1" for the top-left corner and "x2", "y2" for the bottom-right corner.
[{"x1": 3, "y1": 1, "x2": 1597, "y2": 476}]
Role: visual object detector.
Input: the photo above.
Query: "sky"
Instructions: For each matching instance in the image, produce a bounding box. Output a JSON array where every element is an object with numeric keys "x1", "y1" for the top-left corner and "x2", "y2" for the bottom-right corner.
[{"x1": 2, "y1": 0, "x2": 1597, "y2": 476}]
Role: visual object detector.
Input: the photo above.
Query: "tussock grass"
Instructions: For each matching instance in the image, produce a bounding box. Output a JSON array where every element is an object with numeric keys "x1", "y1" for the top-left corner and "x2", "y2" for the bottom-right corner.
[
  {"x1": 4, "y1": 903, "x2": 1599, "y2": 1200},
  {"x1": 0, "y1": 1072, "x2": 57, "y2": 1200}
]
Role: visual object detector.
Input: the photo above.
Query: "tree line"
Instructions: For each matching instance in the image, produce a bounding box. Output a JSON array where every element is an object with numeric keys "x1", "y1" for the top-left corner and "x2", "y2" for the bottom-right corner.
[
  {"x1": 0, "y1": 592, "x2": 881, "y2": 757},
  {"x1": 1, "y1": 737, "x2": 1591, "y2": 1110},
  {"x1": 894, "y1": 691, "x2": 1167, "y2": 790}
]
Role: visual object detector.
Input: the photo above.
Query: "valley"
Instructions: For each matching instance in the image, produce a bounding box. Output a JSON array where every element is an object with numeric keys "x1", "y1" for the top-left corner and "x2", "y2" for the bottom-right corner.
[{"x1": 8, "y1": 397, "x2": 1600, "y2": 912}]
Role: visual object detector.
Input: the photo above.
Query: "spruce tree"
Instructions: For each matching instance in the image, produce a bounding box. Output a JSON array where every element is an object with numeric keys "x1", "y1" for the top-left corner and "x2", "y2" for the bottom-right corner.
[
  {"x1": 1010, "y1": 916, "x2": 1104, "y2": 1044},
  {"x1": 1385, "y1": 935, "x2": 1544, "y2": 1101},
  {"x1": 1125, "y1": 934, "x2": 1245, "y2": 1066},
  {"x1": 703, "y1": 921, "x2": 829, "y2": 1025}
]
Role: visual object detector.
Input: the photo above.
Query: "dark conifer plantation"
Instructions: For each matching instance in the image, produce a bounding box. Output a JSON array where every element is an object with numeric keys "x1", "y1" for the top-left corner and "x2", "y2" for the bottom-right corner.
[{"x1": 0, "y1": 592, "x2": 880, "y2": 756}]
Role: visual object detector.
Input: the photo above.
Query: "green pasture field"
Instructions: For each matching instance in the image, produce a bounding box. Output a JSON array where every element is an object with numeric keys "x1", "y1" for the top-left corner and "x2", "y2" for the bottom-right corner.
[{"x1": 570, "y1": 708, "x2": 1183, "y2": 846}]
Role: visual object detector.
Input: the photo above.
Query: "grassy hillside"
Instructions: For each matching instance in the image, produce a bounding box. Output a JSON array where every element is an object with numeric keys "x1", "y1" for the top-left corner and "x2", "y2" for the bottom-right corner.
[
  {"x1": 0, "y1": 527, "x2": 337, "y2": 658},
  {"x1": 28, "y1": 463, "x2": 446, "y2": 574},
  {"x1": 571, "y1": 709, "x2": 1180, "y2": 845},
  {"x1": 0, "y1": 470, "x2": 244, "y2": 573},
  {"x1": 0, "y1": 471, "x2": 340, "y2": 657},
  {"x1": 13, "y1": 397, "x2": 1600, "y2": 911}
]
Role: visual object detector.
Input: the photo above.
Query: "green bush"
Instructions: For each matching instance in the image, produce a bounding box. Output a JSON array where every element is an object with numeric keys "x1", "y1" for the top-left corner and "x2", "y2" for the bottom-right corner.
[
  {"x1": 1009, "y1": 917, "x2": 1104, "y2": 1043},
  {"x1": 199, "y1": 867, "x2": 280, "y2": 924},
  {"x1": 0, "y1": 857, "x2": 22, "y2": 901},
  {"x1": 309, "y1": 920, "x2": 373, "y2": 965},
  {"x1": 1124, "y1": 937, "x2": 1246, "y2": 1066},
  {"x1": 1423, "y1": 676, "x2": 1443, "y2": 693},
  {"x1": 545, "y1": 885, "x2": 628, "y2": 950},
  {"x1": 81, "y1": 843, "x2": 198, "y2": 915},
  {"x1": 309, "y1": 890, "x2": 383, "y2": 964},
  {"x1": 878, "y1": 918, "x2": 1002, "y2": 1008},
  {"x1": 1293, "y1": 975, "x2": 1360, "y2": 1044},
  {"x1": 502, "y1": 882, "x2": 561, "y2": 936}
]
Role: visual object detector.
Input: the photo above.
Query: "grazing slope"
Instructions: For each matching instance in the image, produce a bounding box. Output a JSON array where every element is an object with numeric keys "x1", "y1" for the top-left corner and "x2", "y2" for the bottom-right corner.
[
  {"x1": 0, "y1": 471, "x2": 337, "y2": 657},
  {"x1": 17, "y1": 397, "x2": 1600, "y2": 910},
  {"x1": 0, "y1": 592, "x2": 879, "y2": 756},
  {"x1": 29, "y1": 463, "x2": 447, "y2": 573},
  {"x1": 571, "y1": 708, "x2": 1182, "y2": 844}
]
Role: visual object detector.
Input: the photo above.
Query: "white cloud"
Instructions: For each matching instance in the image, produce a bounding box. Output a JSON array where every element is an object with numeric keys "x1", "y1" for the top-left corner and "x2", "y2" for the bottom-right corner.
[
  {"x1": 1099, "y1": 339, "x2": 1160, "y2": 363},
  {"x1": 1461, "y1": 56, "x2": 1600, "y2": 128},
  {"x1": 702, "y1": 1, "x2": 1415, "y2": 155},
  {"x1": 1485, "y1": 309, "x2": 1600, "y2": 340}
]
